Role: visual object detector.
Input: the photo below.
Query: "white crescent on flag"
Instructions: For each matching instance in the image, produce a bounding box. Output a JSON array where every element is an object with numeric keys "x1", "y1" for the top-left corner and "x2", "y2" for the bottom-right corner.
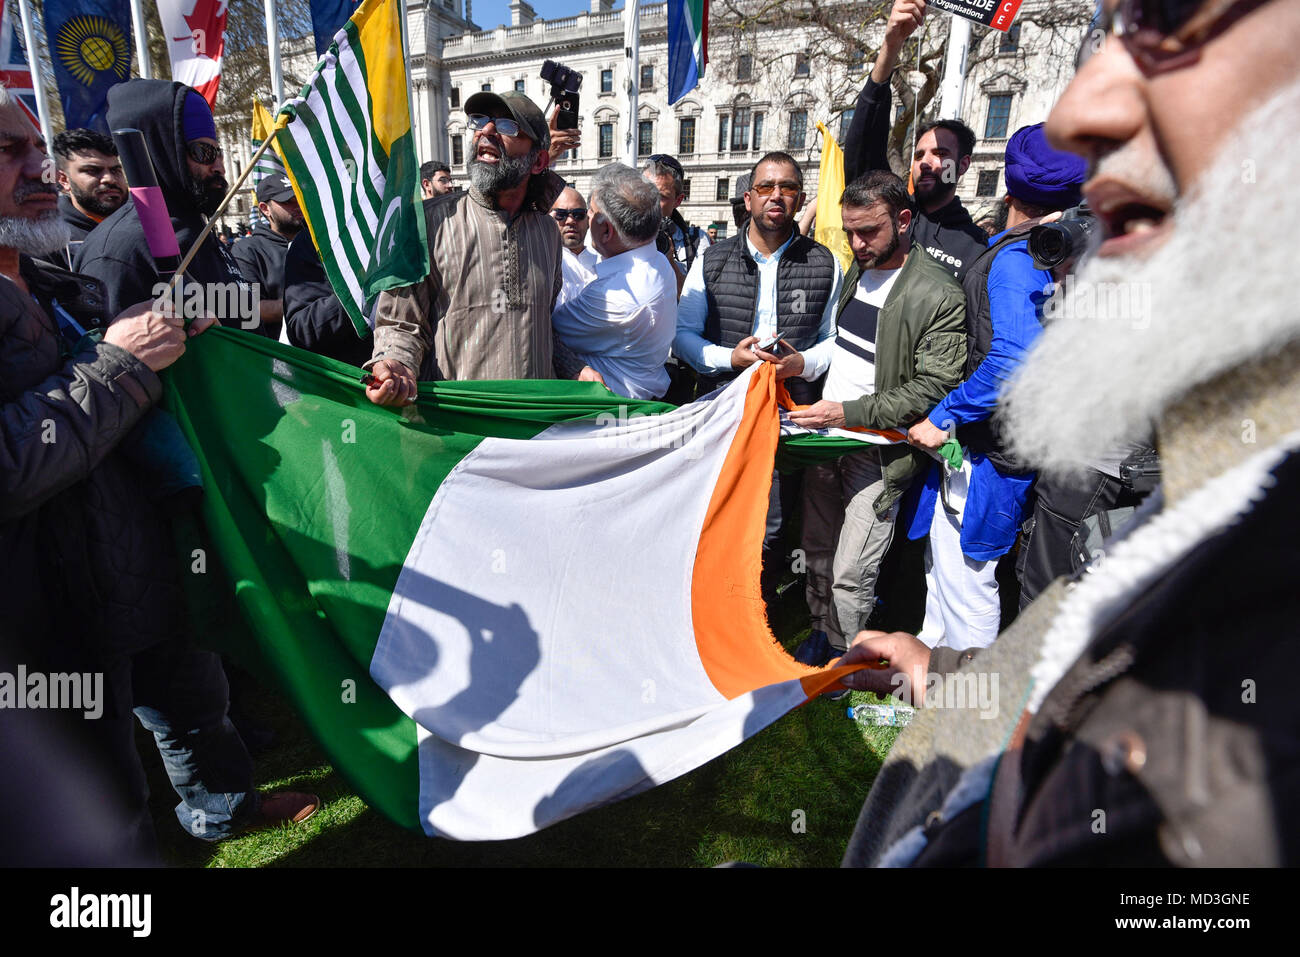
[{"x1": 157, "y1": 0, "x2": 228, "y2": 109}]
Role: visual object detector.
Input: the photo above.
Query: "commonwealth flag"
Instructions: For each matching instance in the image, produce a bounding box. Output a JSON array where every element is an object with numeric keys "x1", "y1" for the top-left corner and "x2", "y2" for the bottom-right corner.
[
  {"x1": 43, "y1": 0, "x2": 132, "y2": 133},
  {"x1": 165, "y1": 330, "x2": 887, "y2": 839},
  {"x1": 276, "y1": 0, "x2": 427, "y2": 336}
]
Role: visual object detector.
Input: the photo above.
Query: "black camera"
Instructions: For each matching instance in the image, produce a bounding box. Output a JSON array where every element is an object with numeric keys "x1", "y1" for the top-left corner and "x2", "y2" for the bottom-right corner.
[
  {"x1": 541, "y1": 60, "x2": 582, "y2": 131},
  {"x1": 1028, "y1": 203, "x2": 1097, "y2": 271}
]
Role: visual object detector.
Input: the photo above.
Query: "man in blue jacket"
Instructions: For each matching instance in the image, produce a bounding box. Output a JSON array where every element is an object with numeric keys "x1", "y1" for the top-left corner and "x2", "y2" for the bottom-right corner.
[{"x1": 905, "y1": 124, "x2": 1085, "y2": 650}]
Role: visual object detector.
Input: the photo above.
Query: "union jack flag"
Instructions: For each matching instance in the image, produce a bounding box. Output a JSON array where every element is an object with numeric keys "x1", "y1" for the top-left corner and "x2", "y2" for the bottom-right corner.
[{"x1": 0, "y1": 2, "x2": 40, "y2": 129}]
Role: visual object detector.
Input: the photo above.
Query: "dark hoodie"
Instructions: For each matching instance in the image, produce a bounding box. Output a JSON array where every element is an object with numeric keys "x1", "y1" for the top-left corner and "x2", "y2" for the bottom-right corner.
[
  {"x1": 73, "y1": 80, "x2": 251, "y2": 322},
  {"x1": 843, "y1": 76, "x2": 989, "y2": 281}
]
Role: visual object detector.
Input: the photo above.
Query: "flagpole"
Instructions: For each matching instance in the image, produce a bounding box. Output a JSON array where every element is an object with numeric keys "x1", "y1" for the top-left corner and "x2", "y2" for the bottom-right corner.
[
  {"x1": 166, "y1": 129, "x2": 282, "y2": 295},
  {"x1": 264, "y1": 0, "x2": 284, "y2": 106},
  {"x1": 129, "y1": 0, "x2": 153, "y2": 78},
  {"x1": 623, "y1": 0, "x2": 639, "y2": 166},
  {"x1": 14, "y1": 0, "x2": 52, "y2": 147}
]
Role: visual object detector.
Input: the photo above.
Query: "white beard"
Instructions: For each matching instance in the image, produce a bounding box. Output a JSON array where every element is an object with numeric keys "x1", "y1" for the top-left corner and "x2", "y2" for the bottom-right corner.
[
  {"x1": 1002, "y1": 79, "x2": 1300, "y2": 477},
  {"x1": 0, "y1": 211, "x2": 71, "y2": 258}
]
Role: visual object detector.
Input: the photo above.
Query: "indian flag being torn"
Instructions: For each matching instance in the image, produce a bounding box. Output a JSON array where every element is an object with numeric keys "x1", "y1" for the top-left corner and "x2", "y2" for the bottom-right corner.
[{"x1": 165, "y1": 330, "x2": 889, "y2": 840}]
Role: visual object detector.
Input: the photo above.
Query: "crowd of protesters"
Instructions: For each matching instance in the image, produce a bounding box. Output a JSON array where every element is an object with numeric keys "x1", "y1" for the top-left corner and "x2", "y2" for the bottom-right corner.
[{"x1": 5, "y1": 0, "x2": 1297, "y2": 866}]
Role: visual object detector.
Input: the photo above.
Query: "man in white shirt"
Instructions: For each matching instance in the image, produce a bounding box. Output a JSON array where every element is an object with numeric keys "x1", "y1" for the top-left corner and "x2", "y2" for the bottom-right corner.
[
  {"x1": 550, "y1": 186, "x2": 599, "y2": 309},
  {"x1": 551, "y1": 164, "x2": 677, "y2": 400},
  {"x1": 672, "y1": 151, "x2": 844, "y2": 603}
]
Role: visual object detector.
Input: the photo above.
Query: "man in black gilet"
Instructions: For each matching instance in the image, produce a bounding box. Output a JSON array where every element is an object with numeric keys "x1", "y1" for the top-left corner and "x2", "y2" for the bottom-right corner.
[{"x1": 673, "y1": 151, "x2": 843, "y2": 603}]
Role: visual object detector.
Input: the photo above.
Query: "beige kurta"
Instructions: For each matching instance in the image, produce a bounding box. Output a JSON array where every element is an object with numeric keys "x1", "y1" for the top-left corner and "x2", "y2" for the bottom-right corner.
[{"x1": 369, "y1": 173, "x2": 569, "y2": 381}]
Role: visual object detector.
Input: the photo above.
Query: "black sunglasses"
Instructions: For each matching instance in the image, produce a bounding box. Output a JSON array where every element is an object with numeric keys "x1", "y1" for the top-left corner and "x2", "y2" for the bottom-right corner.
[
  {"x1": 468, "y1": 113, "x2": 527, "y2": 139},
  {"x1": 186, "y1": 141, "x2": 223, "y2": 165},
  {"x1": 550, "y1": 208, "x2": 587, "y2": 222},
  {"x1": 647, "y1": 153, "x2": 684, "y2": 176},
  {"x1": 1077, "y1": 0, "x2": 1269, "y2": 73}
]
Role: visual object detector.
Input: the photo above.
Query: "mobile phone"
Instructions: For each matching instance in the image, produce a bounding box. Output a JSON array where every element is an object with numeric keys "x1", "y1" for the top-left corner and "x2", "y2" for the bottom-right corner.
[{"x1": 753, "y1": 336, "x2": 784, "y2": 353}]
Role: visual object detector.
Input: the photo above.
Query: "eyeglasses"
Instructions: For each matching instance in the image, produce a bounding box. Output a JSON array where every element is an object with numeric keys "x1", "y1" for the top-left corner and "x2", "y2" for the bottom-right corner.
[
  {"x1": 751, "y1": 182, "x2": 801, "y2": 198},
  {"x1": 647, "y1": 153, "x2": 684, "y2": 176},
  {"x1": 1076, "y1": 0, "x2": 1270, "y2": 74},
  {"x1": 186, "y1": 141, "x2": 223, "y2": 165},
  {"x1": 468, "y1": 113, "x2": 526, "y2": 138},
  {"x1": 550, "y1": 208, "x2": 587, "y2": 222}
]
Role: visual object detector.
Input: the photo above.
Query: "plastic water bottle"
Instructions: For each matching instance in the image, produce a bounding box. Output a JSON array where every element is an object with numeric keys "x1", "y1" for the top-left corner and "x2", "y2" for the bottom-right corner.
[{"x1": 848, "y1": 703, "x2": 915, "y2": 727}]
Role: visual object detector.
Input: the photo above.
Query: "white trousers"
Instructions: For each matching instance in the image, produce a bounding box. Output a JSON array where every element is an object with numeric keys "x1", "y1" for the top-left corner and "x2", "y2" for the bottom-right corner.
[{"x1": 916, "y1": 458, "x2": 1001, "y2": 651}]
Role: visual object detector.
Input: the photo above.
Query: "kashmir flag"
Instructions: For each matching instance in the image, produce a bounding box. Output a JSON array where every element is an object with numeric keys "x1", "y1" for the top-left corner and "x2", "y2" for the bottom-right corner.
[
  {"x1": 666, "y1": 0, "x2": 708, "y2": 105},
  {"x1": 814, "y1": 121, "x2": 854, "y2": 274},
  {"x1": 1, "y1": 2, "x2": 40, "y2": 129},
  {"x1": 276, "y1": 0, "x2": 427, "y2": 337},
  {"x1": 156, "y1": 0, "x2": 227, "y2": 109},
  {"x1": 250, "y1": 98, "x2": 288, "y2": 188},
  {"x1": 163, "y1": 329, "x2": 887, "y2": 839}
]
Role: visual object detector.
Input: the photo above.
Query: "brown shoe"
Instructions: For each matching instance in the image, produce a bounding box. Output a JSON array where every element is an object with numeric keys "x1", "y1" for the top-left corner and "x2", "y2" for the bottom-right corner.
[{"x1": 252, "y1": 791, "x2": 320, "y2": 830}]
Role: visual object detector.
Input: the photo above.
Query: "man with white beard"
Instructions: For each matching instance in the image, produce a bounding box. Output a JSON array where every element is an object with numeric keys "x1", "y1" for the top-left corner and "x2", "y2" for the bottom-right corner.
[{"x1": 833, "y1": 0, "x2": 1300, "y2": 867}]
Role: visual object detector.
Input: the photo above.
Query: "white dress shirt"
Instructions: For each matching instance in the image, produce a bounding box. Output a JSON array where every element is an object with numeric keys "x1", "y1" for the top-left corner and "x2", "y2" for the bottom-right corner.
[
  {"x1": 557, "y1": 246, "x2": 599, "y2": 309},
  {"x1": 672, "y1": 230, "x2": 842, "y2": 379},
  {"x1": 551, "y1": 241, "x2": 678, "y2": 399}
]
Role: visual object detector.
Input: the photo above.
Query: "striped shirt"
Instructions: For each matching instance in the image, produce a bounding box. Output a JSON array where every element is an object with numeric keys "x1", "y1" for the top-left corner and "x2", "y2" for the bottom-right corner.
[
  {"x1": 369, "y1": 176, "x2": 570, "y2": 381},
  {"x1": 824, "y1": 266, "x2": 902, "y2": 403}
]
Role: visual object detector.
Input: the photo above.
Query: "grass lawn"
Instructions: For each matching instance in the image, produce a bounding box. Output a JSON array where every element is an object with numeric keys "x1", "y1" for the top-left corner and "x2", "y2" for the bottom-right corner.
[{"x1": 147, "y1": 583, "x2": 903, "y2": 868}]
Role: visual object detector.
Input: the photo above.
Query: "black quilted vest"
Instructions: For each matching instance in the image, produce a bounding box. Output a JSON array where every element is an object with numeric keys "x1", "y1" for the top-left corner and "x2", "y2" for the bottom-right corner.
[{"x1": 698, "y1": 232, "x2": 836, "y2": 402}]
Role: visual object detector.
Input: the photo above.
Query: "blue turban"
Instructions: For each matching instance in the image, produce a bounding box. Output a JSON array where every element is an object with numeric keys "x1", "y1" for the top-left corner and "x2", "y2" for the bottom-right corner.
[
  {"x1": 1004, "y1": 123, "x2": 1086, "y2": 208},
  {"x1": 182, "y1": 90, "x2": 217, "y2": 142}
]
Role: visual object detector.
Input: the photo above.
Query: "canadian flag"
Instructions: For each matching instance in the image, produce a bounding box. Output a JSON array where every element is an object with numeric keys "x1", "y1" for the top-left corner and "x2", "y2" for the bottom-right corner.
[{"x1": 157, "y1": 0, "x2": 227, "y2": 109}]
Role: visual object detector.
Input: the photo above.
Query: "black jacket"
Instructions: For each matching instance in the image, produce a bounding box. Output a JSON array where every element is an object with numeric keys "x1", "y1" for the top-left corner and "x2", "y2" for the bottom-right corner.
[
  {"x1": 283, "y1": 230, "x2": 374, "y2": 367},
  {"x1": 843, "y1": 76, "x2": 989, "y2": 281},
  {"x1": 57, "y1": 193, "x2": 101, "y2": 270},
  {"x1": 73, "y1": 80, "x2": 251, "y2": 323},
  {"x1": 232, "y1": 223, "x2": 290, "y2": 303}
]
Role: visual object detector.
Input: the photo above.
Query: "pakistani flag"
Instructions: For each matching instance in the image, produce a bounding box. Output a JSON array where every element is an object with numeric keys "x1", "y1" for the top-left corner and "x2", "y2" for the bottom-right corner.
[
  {"x1": 667, "y1": 0, "x2": 708, "y2": 105},
  {"x1": 275, "y1": 0, "x2": 427, "y2": 336},
  {"x1": 164, "y1": 330, "x2": 892, "y2": 839}
]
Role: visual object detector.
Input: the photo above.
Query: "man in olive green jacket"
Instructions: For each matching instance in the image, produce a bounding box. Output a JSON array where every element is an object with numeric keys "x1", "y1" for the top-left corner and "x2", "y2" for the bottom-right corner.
[{"x1": 789, "y1": 171, "x2": 967, "y2": 665}]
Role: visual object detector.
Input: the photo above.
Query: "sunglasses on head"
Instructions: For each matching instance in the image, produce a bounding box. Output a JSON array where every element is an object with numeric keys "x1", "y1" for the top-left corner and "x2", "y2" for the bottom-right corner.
[
  {"x1": 647, "y1": 153, "x2": 684, "y2": 176},
  {"x1": 550, "y1": 208, "x2": 587, "y2": 222},
  {"x1": 1077, "y1": 0, "x2": 1269, "y2": 73},
  {"x1": 186, "y1": 141, "x2": 222, "y2": 165},
  {"x1": 468, "y1": 113, "x2": 527, "y2": 139}
]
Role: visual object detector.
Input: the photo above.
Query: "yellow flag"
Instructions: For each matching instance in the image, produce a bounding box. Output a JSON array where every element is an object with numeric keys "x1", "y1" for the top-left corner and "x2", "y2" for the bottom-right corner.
[
  {"x1": 814, "y1": 122, "x2": 854, "y2": 274},
  {"x1": 250, "y1": 99, "x2": 288, "y2": 187}
]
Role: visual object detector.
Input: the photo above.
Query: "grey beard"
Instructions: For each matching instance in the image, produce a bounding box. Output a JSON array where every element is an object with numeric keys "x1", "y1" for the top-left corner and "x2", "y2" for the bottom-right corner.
[
  {"x1": 468, "y1": 148, "x2": 537, "y2": 197},
  {"x1": 0, "y1": 212, "x2": 72, "y2": 257},
  {"x1": 1001, "y1": 79, "x2": 1300, "y2": 478}
]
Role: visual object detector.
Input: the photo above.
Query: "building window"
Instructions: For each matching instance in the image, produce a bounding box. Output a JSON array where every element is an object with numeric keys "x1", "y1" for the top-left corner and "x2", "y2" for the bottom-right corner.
[
  {"x1": 514, "y1": 79, "x2": 525, "y2": 93},
  {"x1": 752, "y1": 112, "x2": 764, "y2": 151},
  {"x1": 848, "y1": 48, "x2": 865, "y2": 72},
  {"x1": 838, "y1": 108, "x2": 855, "y2": 145},
  {"x1": 598, "y1": 122, "x2": 614, "y2": 158},
  {"x1": 731, "y1": 106, "x2": 751, "y2": 152},
  {"x1": 794, "y1": 52, "x2": 810, "y2": 77},
  {"x1": 682, "y1": 178, "x2": 691, "y2": 200},
  {"x1": 480, "y1": 82, "x2": 491, "y2": 92},
  {"x1": 984, "y1": 94, "x2": 1012, "y2": 139},
  {"x1": 999, "y1": 23, "x2": 1021, "y2": 54},
  {"x1": 679, "y1": 116, "x2": 696, "y2": 155},
  {"x1": 716, "y1": 177, "x2": 729, "y2": 202},
  {"x1": 640, "y1": 64, "x2": 654, "y2": 90},
  {"x1": 737, "y1": 54, "x2": 752, "y2": 81},
  {"x1": 787, "y1": 110, "x2": 807, "y2": 150},
  {"x1": 717, "y1": 115, "x2": 729, "y2": 153},
  {"x1": 601, "y1": 69, "x2": 613, "y2": 93},
  {"x1": 451, "y1": 134, "x2": 464, "y2": 166},
  {"x1": 638, "y1": 120, "x2": 654, "y2": 156},
  {"x1": 450, "y1": 87, "x2": 460, "y2": 109},
  {"x1": 976, "y1": 168, "x2": 1001, "y2": 196}
]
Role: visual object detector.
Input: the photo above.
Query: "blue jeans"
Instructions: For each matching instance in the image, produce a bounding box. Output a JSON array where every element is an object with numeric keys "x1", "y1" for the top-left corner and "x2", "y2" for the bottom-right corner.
[{"x1": 123, "y1": 641, "x2": 256, "y2": 841}]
